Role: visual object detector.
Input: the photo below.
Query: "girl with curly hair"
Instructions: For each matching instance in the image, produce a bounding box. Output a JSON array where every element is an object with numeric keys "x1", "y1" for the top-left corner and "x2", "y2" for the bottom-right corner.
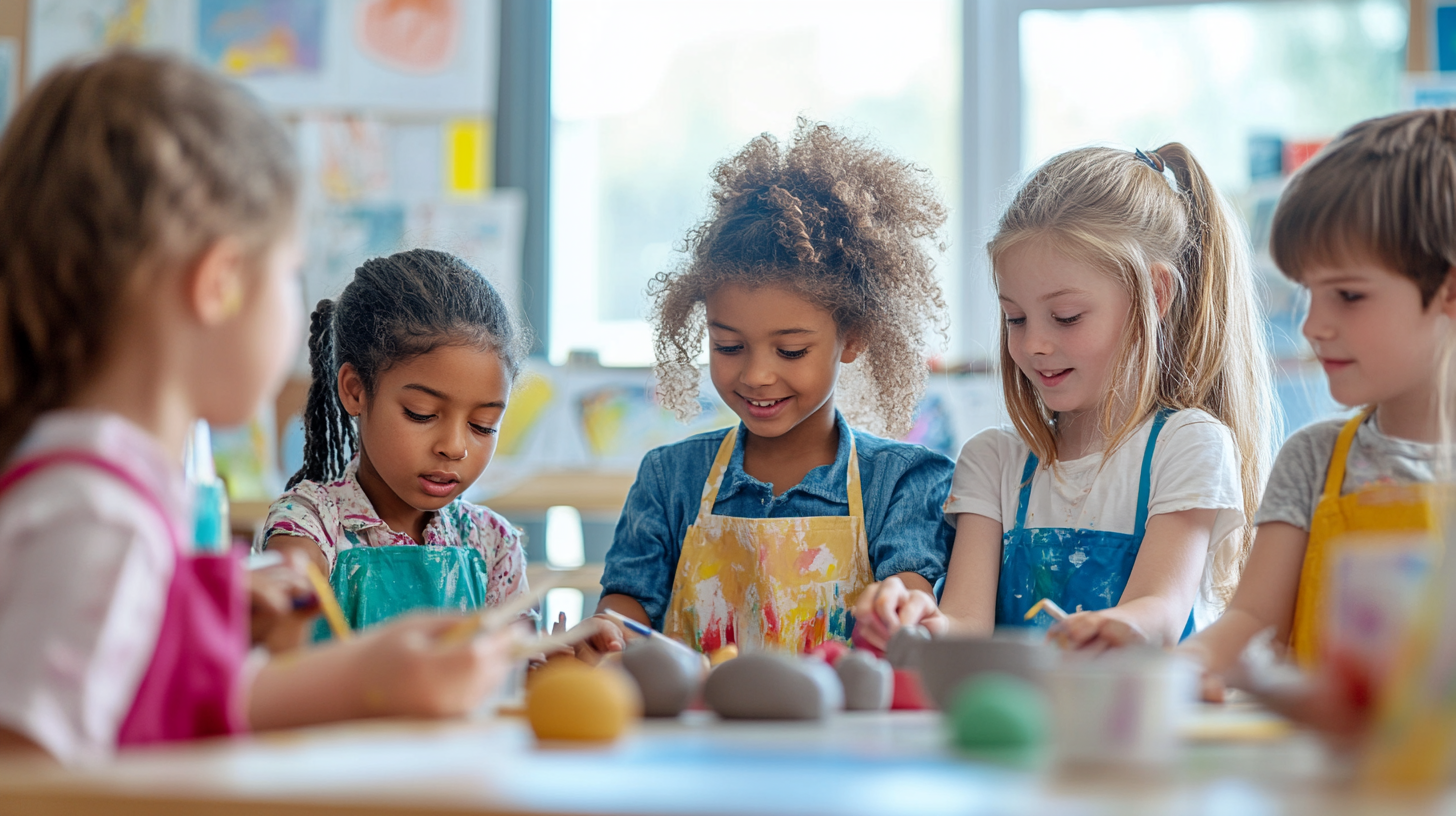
[
  {"x1": 576, "y1": 121, "x2": 956, "y2": 656},
  {"x1": 857, "y1": 144, "x2": 1275, "y2": 653}
]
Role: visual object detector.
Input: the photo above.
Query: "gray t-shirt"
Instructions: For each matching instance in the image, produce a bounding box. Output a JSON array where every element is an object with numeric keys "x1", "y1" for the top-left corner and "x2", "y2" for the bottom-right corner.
[{"x1": 1256, "y1": 413, "x2": 1440, "y2": 531}]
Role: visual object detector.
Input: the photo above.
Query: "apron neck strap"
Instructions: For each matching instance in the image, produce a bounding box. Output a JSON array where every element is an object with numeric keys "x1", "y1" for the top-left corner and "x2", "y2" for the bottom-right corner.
[
  {"x1": 0, "y1": 451, "x2": 180, "y2": 550},
  {"x1": 695, "y1": 424, "x2": 867, "y2": 523},
  {"x1": 1132, "y1": 408, "x2": 1173, "y2": 540},
  {"x1": 1322, "y1": 409, "x2": 1371, "y2": 501},
  {"x1": 1013, "y1": 451, "x2": 1038, "y2": 532}
]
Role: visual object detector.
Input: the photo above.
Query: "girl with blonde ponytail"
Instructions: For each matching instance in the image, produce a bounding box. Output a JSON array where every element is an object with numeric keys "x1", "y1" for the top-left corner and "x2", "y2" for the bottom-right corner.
[{"x1": 855, "y1": 144, "x2": 1273, "y2": 652}]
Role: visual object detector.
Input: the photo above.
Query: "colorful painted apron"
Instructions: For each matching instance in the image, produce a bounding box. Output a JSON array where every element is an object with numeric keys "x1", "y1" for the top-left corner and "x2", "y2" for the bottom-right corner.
[
  {"x1": 1289, "y1": 410, "x2": 1440, "y2": 667},
  {"x1": 313, "y1": 544, "x2": 492, "y2": 641},
  {"x1": 998, "y1": 408, "x2": 1195, "y2": 639},
  {"x1": 663, "y1": 427, "x2": 874, "y2": 653},
  {"x1": 0, "y1": 452, "x2": 247, "y2": 745}
]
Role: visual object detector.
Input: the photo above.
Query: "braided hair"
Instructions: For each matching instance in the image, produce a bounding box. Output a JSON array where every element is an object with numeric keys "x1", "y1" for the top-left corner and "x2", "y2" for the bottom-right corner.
[
  {"x1": 288, "y1": 249, "x2": 528, "y2": 489},
  {"x1": 650, "y1": 119, "x2": 948, "y2": 438}
]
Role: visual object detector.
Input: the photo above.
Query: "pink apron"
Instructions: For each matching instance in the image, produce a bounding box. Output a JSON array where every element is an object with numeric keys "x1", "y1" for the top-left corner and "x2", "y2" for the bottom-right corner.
[{"x1": 0, "y1": 451, "x2": 247, "y2": 746}]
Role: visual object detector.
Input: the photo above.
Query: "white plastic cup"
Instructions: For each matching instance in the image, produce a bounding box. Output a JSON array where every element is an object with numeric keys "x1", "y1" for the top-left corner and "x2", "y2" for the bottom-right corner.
[{"x1": 1046, "y1": 649, "x2": 1196, "y2": 768}]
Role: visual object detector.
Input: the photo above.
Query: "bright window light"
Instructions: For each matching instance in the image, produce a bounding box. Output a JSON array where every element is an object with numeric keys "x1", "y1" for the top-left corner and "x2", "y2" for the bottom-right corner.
[{"x1": 544, "y1": 505, "x2": 585, "y2": 568}]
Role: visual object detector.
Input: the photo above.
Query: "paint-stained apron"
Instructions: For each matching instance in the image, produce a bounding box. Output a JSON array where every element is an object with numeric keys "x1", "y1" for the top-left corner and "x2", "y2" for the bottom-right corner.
[
  {"x1": 1289, "y1": 409, "x2": 1439, "y2": 668},
  {"x1": 0, "y1": 452, "x2": 247, "y2": 745},
  {"x1": 663, "y1": 427, "x2": 874, "y2": 653},
  {"x1": 314, "y1": 544, "x2": 492, "y2": 640},
  {"x1": 998, "y1": 408, "x2": 1195, "y2": 639}
]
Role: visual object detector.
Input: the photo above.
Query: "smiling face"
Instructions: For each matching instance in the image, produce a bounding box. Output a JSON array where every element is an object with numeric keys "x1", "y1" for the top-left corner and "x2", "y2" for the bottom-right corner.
[
  {"x1": 996, "y1": 242, "x2": 1132, "y2": 420},
  {"x1": 1301, "y1": 261, "x2": 1453, "y2": 409},
  {"x1": 705, "y1": 282, "x2": 858, "y2": 439},
  {"x1": 340, "y1": 343, "x2": 510, "y2": 517}
]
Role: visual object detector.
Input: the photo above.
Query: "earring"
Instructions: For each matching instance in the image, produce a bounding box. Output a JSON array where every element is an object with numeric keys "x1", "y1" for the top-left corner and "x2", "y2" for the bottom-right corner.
[{"x1": 219, "y1": 285, "x2": 243, "y2": 319}]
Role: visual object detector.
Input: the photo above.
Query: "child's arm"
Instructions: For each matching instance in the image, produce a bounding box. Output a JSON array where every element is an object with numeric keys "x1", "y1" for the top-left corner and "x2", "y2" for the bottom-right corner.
[
  {"x1": 1050, "y1": 508, "x2": 1215, "y2": 650},
  {"x1": 264, "y1": 534, "x2": 329, "y2": 576},
  {"x1": 853, "y1": 513, "x2": 1000, "y2": 648},
  {"x1": 1178, "y1": 521, "x2": 1308, "y2": 698},
  {"x1": 247, "y1": 614, "x2": 514, "y2": 729}
]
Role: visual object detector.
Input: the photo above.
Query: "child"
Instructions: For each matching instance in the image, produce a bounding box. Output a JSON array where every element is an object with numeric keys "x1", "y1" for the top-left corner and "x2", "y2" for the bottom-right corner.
[
  {"x1": 857, "y1": 144, "x2": 1274, "y2": 652},
  {"x1": 584, "y1": 121, "x2": 957, "y2": 655},
  {"x1": 0, "y1": 53, "x2": 511, "y2": 764},
  {"x1": 1182, "y1": 109, "x2": 1456, "y2": 698},
  {"x1": 260, "y1": 250, "x2": 531, "y2": 633}
]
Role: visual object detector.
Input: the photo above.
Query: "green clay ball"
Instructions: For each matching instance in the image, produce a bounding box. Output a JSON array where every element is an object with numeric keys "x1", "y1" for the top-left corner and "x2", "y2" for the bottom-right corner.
[{"x1": 949, "y1": 673, "x2": 1048, "y2": 750}]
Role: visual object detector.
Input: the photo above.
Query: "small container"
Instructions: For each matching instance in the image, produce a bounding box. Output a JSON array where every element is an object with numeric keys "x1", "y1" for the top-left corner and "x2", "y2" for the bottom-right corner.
[
  {"x1": 1046, "y1": 648, "x2": 1196, "y2": 769},
  {"x1": 183, "y1": 420, "x2": 230, "y2": 553}
]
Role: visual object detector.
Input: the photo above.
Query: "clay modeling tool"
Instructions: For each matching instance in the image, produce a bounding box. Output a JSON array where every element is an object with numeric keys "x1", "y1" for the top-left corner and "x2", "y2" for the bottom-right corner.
[
  {"x1": 602, "y1": 609, "x2": 700, "y2": 657},
  {"x1": 303, "y1": 560, "x2": 352, "y2": 642},
  {"x1": 438, "y1": 577, "x2": 560, "y2": 646},
  {"x1": 1024, "y1": 598, "x2": 1069, "y2": 622}
]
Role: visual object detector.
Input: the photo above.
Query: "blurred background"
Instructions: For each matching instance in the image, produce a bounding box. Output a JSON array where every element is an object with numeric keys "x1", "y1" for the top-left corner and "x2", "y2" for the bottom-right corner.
[{"x1": 2, "y1": 0, "x2": 1442, "y2": 625}]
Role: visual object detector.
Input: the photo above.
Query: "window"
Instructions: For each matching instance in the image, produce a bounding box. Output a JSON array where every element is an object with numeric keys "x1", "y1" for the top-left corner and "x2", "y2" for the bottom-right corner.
[{"x1": 550, "y1": 0, "x2": 962, "y2": 366}]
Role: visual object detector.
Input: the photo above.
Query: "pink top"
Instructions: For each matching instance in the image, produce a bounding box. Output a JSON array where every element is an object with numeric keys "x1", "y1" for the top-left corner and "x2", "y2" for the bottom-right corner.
[
  {"x1": 0, "y1": 411, "x2": 206, "y2": 764},
  {"x1": 260, "y1": 457, "x2": 528, "y2": 607}
]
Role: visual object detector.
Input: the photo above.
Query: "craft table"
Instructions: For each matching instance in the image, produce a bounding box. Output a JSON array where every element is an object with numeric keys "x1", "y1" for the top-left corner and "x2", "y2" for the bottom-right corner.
[{"x1": 0, "y1": 705, "x2": 1447, "y2": 815}]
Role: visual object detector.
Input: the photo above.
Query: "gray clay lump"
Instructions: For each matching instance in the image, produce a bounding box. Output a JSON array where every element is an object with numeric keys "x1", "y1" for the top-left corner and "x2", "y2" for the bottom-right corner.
[
  {"x1": 620, "y1": 637, "x2": 705, "y2": 717},
  {"x1": 835, "y1": 651, "x2": 892, "y2": 711},
  {"x1": 705, "y1": 652, "x2": 844, "y2": 720}
]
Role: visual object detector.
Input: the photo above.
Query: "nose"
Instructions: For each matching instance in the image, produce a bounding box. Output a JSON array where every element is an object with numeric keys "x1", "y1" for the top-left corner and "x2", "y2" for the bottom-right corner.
[
  {"x1": 1301, "y1": 296, "x2": 1333, "y2": 345},
  {"x1": 1019, "y1": 319, "x2": 1054, "y2": 357},
  {"x1": 436, "y1": 423, "x2": 469, "y2": 461},
  {"x1": 740, "y1": 348, "x2": 778, "y2": 389}
]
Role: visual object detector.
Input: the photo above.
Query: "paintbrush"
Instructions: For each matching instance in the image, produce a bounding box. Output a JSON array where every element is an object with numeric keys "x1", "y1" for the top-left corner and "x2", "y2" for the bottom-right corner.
[
  {"x1": 437, "y1": 576, "x2": 560, "y2": 646},
  {"x1": 1024, "y1": 597, "x2": 1069, "y2": 622},
  {"x1": 303, "y1": 560, "x2": 352, "y2": 642},
  {"x1": 602, "y1": 609, "x2": 699, "y2": 657}
]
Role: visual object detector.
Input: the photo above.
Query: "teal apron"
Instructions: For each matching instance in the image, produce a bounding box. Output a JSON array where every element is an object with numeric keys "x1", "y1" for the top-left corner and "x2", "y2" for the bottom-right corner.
[
  {"x1": 997, "y1": 408, "x2": 1195, "y2": 639},
  {"x1": 312, "y1": 545, "x2": 491, "y2": 641}
]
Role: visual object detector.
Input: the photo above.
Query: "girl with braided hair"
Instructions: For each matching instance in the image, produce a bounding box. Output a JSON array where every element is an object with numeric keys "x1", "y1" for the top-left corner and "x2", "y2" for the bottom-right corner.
[
  {"x1": 577, "y1": 121, "x2": 957, "y2": 656},
  {"x1": 260, "y1": 249, "x2": 531, "y2": 636},
  {"x1": 0, "y1": 54, "x2": 514, "y2": 763}
]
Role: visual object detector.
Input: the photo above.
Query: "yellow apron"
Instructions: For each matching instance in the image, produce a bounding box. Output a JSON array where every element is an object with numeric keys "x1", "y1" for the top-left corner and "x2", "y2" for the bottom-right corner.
[
  {"x1": 663, "y1": 426, "x2": 874, "y2": 654},
  {"x1": 1290, "y1": 410, "x2": 1440, "y2": 667}
]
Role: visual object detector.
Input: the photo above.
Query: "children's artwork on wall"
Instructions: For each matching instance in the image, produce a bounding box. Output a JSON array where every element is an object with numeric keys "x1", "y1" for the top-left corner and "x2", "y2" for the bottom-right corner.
[
  {"x1": 496, "y1": 371, "x2": 554, "y2": 458},
  {"x1": 212, "y1": 406, "x2": 283, "y2": 501},
  {"x1": 578, "y1": 385, "x2": 735, "y2": 463},
  {"x1": 1436, "y1": 4, "x2": 1456, "y2": 72},
  {"x1": 444, "y1": 117, "x2": 491, "y2": 195},
  {"x1": 197, "y1": 0, "x2": 325, "y2": 77},
  {"x1": 339, "y1": 0, "x2": 494, "y2": 112},
  {"x1": 316, "y1": 115, "x2": 390, "y2": 201},
  {"x1": 28, "y1": 0, "x2": 192, "y2": 81},
  {"x1": 901, "y1": 393, "x2": 956, "y2": 458},
  {"x1": 306, "y1": 202, "x2": 405, "y2": 305},
  {"x1": 389, "y1": 122, "x2": 442, "y2": 200}
]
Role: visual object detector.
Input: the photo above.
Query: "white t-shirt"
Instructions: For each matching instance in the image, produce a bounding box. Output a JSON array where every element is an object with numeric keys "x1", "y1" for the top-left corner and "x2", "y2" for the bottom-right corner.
[
  {"x1": 0, "y1": 411, "x2": 185, "y2": 765},
  {"x1": 943, "y1": 409, "x2": 1244, "y2": 630}
]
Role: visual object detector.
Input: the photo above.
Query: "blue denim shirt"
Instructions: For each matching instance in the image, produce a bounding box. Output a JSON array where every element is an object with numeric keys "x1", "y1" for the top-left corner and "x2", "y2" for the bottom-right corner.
[{"x1": 601, "y1": 411, "x2": 956, "y2": 630}]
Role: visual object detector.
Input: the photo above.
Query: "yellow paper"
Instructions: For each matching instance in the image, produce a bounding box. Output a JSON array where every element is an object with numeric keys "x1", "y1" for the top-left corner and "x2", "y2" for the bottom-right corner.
[{"x1": 445, "y1": 118, "x2": 492, "y2": 196}]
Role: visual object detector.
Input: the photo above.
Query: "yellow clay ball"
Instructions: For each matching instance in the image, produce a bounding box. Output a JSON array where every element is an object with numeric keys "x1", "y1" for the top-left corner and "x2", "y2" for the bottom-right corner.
[
  {"x1": 708, "y1": 644, "x2": 739, "y2": 666},
  {"x1": 525, "y1": 662, "x2": 641, "y2": 742}
]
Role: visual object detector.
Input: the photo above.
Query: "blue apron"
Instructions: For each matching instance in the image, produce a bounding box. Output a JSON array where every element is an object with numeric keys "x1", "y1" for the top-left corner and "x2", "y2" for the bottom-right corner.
[
  {"x1": 996, "y1": 409, "x2": 1195, "y2": 640},
  {"x1": 312, "y1": 545, "x2": 491, "y2": 641}
]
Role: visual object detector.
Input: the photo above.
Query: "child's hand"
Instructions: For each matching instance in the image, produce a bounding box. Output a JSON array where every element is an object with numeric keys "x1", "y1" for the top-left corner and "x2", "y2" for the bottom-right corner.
[
  {"x1": 355, "y1": 614, "x2": 514, "y2": 717},
  {"x1": 851, "y1": 576, "x2": 948, "y2": 651},
  {"x1": 565, "y1": 615, "x2": 628, "y2": 665},
  {"x1": 248, "y1": 553, "x2": 319, "y2": 653},
  {"x1": 1047, "y1": 610, "x2": 1150, "y2": 654},
  {"x1": 1174, "y1": 641, "x2": 1228, "y2": 702}
]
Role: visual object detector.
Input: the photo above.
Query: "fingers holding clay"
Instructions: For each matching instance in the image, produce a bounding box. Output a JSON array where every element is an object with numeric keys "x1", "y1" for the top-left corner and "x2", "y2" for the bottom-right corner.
[
  {"x1": 621, "y1": 637, "x2": 706, "y2": 717},
  {"x1": 835, "y1": 651, "x2": 893, "y2": 711},
  {"x1": 705, "y1": 653, "x2": 844, "y2": 720},
  {"x1": 886, "y1": 624, "x2": 931, "y2": 669}
]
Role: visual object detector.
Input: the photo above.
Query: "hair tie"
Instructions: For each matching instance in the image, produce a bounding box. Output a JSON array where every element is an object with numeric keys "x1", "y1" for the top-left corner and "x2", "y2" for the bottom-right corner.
[{"x1": 1133, "y1": 148, "x2": 1178, "y2": 191}]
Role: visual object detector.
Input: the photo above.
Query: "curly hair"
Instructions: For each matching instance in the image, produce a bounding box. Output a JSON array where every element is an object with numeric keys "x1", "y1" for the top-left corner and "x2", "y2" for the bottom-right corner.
[{"x1": 650, "y1": 120, "x2": 948, "y2": 438}]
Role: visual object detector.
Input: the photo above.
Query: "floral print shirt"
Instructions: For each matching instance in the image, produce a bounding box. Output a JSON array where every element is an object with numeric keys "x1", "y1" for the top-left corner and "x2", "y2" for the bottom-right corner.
[{"x1": 259, "y1": 457, "x2": 528, "y2": 607}]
